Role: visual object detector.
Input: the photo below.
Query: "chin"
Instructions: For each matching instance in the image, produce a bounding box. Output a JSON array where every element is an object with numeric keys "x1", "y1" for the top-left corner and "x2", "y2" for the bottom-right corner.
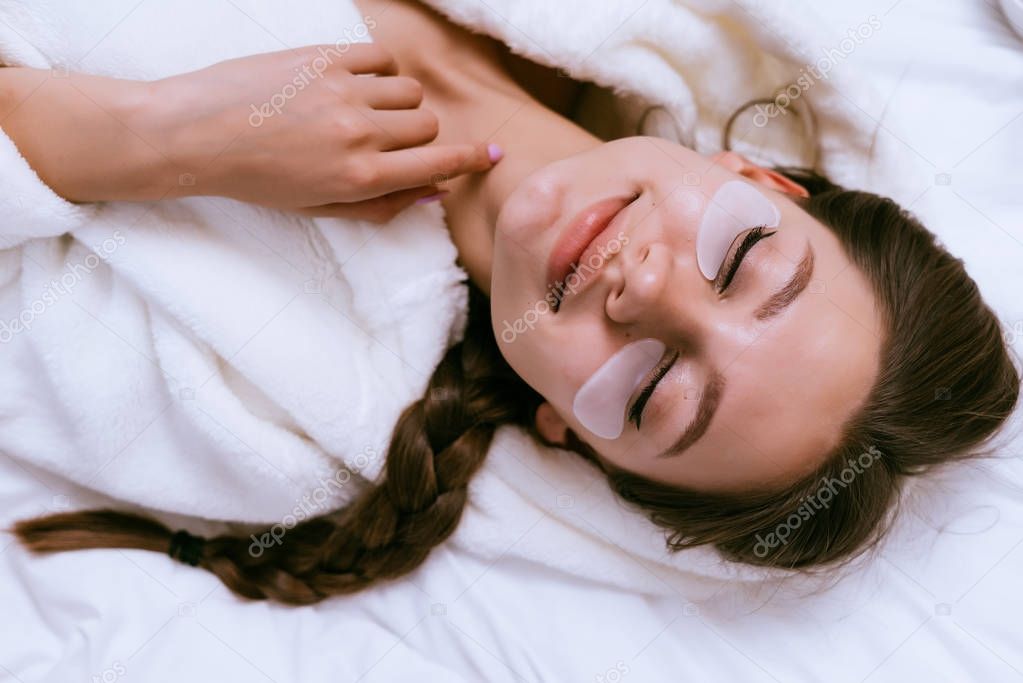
[{"x1": 495, "y1": 162, "x2": 566, "y2": 248}]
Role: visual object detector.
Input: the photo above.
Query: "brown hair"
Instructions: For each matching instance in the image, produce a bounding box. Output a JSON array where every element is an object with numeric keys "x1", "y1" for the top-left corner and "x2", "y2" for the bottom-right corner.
[
  {"x1": 11, "y1": 170, "x2": 1019, "y2": 604},
  {"x1": 597, "y1": 168, "x2": 1020, "y2": 568}
]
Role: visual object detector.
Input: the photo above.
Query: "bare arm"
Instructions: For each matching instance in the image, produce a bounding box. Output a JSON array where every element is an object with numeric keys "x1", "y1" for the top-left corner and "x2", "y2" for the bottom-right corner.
[
  {"x1": 0, "y1": 66, "x2": 170, "y2": 202},
  {"x1": 0, "y1": 44, "x2": 499, "y2": 221}
]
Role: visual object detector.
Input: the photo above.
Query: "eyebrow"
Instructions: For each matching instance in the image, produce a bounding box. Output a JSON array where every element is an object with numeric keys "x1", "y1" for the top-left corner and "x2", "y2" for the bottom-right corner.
[
  {"x1": 656, "y1": 369, "x2": 725, "y2": 458},
  {"x1": 754, "y1": 242, "x2": 815, "y2": 321},
  {"x1": 656, "y1": 242, "x2": 815, "y2": 459}
]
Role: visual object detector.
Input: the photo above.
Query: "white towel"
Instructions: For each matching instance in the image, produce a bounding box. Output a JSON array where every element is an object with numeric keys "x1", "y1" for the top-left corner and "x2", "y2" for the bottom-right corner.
[
  {"x1": 0, "y1": 0, "x2": 469, "y2": 524},
  {"x1": 0, "y1": 0, "x2": 931, "y2": 593}
]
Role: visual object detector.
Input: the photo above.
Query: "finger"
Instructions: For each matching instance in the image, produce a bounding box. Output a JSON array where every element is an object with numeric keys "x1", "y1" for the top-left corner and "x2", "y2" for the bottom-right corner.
[
  {"x1": 289, "y1": 43, "x2": 396, "y2": 77},
  {"x1": 337, "y1": 42, "x2": 398, "y2": 75},
  {"x1": 363, "y1": 76, "x2": 424, "y2": 110},
  {"x1": 370, "y1": 108, "x2": 440, "y2": 151},
  {"x1": 372, "y1": 142, "x2": 503, "y2": 192},
  {"x1": 297, "y1": 187, "x2": 448, "y2": 222}
]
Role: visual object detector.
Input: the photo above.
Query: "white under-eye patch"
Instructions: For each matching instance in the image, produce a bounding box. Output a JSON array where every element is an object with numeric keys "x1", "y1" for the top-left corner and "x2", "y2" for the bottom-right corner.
[
  {"x1": 572, "y1": 338, "x2": 666, "y2": 440},
  {"x1": 696, "y1": 180, "x2": 781, "y2": 280}
]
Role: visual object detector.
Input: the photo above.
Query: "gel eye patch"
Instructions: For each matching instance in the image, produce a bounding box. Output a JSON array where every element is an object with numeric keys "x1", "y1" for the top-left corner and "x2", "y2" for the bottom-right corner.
[
  {"x1": 572, "y1": 338, "x2": 666, "y2": 440},
  {"x1": 696, "y1": 180, "x2": 781, "y2": 280}
]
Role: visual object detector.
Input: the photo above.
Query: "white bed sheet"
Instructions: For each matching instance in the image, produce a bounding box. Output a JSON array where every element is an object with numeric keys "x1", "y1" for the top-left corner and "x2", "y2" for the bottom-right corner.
[{"x1": 3, "y1": 0, "x2": 1023, "y2": 681}]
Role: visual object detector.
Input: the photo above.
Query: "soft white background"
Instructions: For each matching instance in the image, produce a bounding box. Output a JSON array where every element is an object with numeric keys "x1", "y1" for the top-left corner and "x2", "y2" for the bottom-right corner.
[{"x1": 3, "y1": 0, "x2": 1023, "y2": 681}]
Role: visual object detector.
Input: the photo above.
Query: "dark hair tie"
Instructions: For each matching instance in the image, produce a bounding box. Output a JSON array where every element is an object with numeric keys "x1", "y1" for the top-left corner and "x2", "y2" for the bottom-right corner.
[{"x1": 168, "y1": 530, "x2": 205, "y2": 566}]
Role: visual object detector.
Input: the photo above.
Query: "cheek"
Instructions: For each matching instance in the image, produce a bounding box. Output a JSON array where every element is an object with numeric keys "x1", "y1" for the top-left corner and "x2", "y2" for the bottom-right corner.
[
  {"x1": 491, "y1": 241, "x2": 526, "y2": 313},
  {"x1": 495, "y1": 163, "x2": 563, "y2": 247},
  {"x1": 651, "y1": 189, "x2": 704, "y2": 250},
  {"x1": 491, "y1": 302, "x2": 573, "y2": 419},
  {"x1": 490, "y1": 233, "x2": 559, "y2": 343}
]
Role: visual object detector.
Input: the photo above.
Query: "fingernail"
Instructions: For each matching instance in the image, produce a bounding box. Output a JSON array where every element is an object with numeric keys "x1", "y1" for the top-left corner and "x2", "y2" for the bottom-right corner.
[
  {"x1": 415, "y1": 191, "x2": 448, "y2": 205},
  {"x1": 487, "y1": 143, "x2": 504, "y2": 164}
]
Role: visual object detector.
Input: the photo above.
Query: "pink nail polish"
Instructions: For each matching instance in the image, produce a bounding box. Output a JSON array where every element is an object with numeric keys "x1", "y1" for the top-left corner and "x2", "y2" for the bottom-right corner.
[
  {"x1": 487, "y1": 143, "x2": 504, "y2": 163},
  {"x1": 415, "y1": 192, "x2": 447, "y2": 205}
]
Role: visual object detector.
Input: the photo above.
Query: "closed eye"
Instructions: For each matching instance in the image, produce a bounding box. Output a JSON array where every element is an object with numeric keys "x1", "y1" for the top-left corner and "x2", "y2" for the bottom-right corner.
[
  {"x1": 627, "y1": 349, "x2": 679, "y2": 429},
  {"x1": 714, "y1": 225, "x2": 776, "y2": 293}
]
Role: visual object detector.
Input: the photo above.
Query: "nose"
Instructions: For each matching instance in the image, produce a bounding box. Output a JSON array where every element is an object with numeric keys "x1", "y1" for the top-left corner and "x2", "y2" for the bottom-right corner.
[
  {"x1": 604, "y1": 241, "x2": 673, "y2": 325},
  {"x1": 604, "y1": 239, "x2": 711, "y2": 343}
]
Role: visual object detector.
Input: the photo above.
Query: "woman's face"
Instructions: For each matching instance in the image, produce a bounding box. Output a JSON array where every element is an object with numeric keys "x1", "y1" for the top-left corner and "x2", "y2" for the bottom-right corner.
[{"x1": 490, "y1": 137, "x2": 882, "y2": 493}]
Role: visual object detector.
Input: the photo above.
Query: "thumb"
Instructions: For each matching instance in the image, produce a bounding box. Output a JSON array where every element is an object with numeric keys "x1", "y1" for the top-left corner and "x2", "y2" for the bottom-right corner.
[{"x1": 295, "y1": 185, "x2": 447, "y2": 223}]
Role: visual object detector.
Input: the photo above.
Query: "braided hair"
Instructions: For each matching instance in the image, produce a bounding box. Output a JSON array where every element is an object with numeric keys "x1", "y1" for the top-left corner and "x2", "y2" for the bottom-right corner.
[{"x1": 12, "y1": 285, "x2": 543, "y2": 605}]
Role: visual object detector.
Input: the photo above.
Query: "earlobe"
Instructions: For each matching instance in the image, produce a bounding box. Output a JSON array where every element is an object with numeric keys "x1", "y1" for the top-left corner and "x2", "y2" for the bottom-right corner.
[
  {"x1": 709, "y1": 150, "x2": 810, "y2": 198},
  {"x1": 745, "y1": 167, "x2": 810, "y2": 198},
  {"x1": 534, "y1": 401, "x2": 569, "y2": 446}
]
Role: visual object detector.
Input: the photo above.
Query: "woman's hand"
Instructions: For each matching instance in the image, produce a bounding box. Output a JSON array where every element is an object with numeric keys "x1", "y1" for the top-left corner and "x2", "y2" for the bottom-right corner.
[
  {"x1": 0, "y1": 44, "x2": 499, "y2": 222},
  {"x1": 149, "y1": 43, "x2": 500, "y2": 220}
]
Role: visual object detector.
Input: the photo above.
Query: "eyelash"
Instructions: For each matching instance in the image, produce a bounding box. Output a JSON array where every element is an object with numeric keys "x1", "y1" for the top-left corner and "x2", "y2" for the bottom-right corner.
[
  {"x1": 715, "y1": 225, "x2": 776, "y2": 293},
  {"x1": 628, "y1": 349, "x2": 679, "y2": 429}
]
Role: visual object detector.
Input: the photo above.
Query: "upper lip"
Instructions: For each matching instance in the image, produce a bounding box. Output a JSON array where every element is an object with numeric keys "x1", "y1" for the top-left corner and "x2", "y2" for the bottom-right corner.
[{"x1": 545, "y1": 194, "x2": 637, "y2": 304}]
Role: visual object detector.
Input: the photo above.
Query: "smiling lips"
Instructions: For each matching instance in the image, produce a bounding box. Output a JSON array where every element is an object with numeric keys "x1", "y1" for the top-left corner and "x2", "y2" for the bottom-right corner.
[{"x1": 545, "y1": 194, "x2": 636, "y2": 297}]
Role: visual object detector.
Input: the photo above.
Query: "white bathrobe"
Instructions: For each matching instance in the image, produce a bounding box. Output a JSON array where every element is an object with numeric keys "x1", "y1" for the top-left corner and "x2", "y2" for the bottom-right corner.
[{"x1": 0, "y1": 0, "x2": 928, "y2": 590}]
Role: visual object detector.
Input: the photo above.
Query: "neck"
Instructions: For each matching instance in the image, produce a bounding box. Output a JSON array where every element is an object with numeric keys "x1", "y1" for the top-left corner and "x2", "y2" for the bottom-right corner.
[
  {"x1": 355, "y1": 0, "x2": 600, "y2": 292},
  {"x1": 433, "y1": 73, "x2": 599, "y2": 291}
]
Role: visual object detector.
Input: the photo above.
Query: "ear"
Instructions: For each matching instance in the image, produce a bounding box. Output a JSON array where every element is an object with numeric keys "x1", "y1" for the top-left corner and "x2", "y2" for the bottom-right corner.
[
  {"x1": 534, "y1": 401, "x2": 569, "y2": 446},
  {"x1": 709, "y1": 151, "x2": 810, "y2": 198}
]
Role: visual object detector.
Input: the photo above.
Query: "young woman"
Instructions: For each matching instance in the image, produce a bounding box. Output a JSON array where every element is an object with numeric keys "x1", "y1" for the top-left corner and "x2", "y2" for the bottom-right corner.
[{"x1": 11, "y1": 0, "x2": 1020, "y2": 604}]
